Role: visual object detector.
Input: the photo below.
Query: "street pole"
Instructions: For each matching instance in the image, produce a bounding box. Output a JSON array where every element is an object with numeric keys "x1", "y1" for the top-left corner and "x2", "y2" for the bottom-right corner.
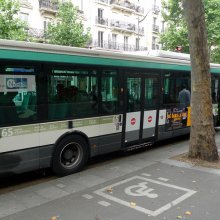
[
  {"x1": 137, "y1": 1, "x2": 159, "y2": 51},
  {"x1": 137, "y1": 9, "x2": 154, "y2": 51},
  {"x1": 137, "y1": 0, "x2": 140, "y2": 51},
  {"x1": 138, "y1": 15, "x2": 140, "y2": 50}
]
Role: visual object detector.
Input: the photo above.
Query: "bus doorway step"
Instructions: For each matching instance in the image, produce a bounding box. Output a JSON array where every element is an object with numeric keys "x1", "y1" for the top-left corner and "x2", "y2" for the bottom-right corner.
[{"x1": 123, "y1": 142, "x2": 153, "y2": 152}]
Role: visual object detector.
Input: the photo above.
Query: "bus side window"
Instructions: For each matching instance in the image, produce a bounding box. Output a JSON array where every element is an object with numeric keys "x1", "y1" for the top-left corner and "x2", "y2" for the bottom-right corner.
[
  {"x1": 163, "y1": 75, "x2": 190, "y2": 107},
  {"x1": 48, "y1": 72, "x2": 98, "y2": 120},
  {"x1": 163, "y1": 77, "x2": 171, "y2": 105},
  {"x1": 101, "y1": 71, "x2": 119, "y2": 114},
  {"x1": 0, "y1": 75, "x2": 37, "y2": 126},
  {"x1": 144, "y1": 77, "x2": 159, "y2": 110}
]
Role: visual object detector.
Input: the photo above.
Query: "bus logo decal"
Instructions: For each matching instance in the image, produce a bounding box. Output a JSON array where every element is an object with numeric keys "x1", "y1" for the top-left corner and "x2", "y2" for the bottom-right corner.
[{"x1": 6, "y1": 78, "x2": 27, "y2": 89}]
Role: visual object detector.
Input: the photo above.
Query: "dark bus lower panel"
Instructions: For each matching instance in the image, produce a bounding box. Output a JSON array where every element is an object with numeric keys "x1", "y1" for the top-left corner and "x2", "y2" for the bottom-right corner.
[
  {"x1": 0, "y1": 147, "x2": 41, "y2": 176},
  {"x1": 157, "y1": 126, "x2": 190, "y2": 141}
]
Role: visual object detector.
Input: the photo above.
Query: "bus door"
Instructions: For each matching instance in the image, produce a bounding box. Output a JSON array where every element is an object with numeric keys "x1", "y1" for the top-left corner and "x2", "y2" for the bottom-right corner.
[{"x1": 123, "y1": 75, "x2": 159, "y2": 147}]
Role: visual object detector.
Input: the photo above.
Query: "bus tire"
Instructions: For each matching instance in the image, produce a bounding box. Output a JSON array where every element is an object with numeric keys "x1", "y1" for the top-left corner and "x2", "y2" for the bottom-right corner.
[{"x1": 52, "y1": 134, "x2": 89, "y2": 176}]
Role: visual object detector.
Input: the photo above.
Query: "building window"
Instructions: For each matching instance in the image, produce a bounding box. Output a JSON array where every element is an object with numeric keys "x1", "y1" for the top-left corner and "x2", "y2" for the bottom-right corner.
[
  {"x1": 161, "y1": 21, "x2": 165, "y2": 32},
  {"x1": 124, "y1": 36, "x2": 128, "y2": 51},
  {"x1": 112, "y1": 34, "x2": 117, "y2": 49},
  {"x1": 19, "y1": 12, "x2": 29, "y2": 23},
  {"x1": 98, "y1": 31, "x2": 104, "y2": 48},
  {"x1": 152, "y1": 17, "x2": 159, "y2": 32},
  {"x1": 153, "y1": 17, "x2": 157, "y2": 26},
  {"x1": 136, "y1": 38, "x2": 140, "y2": 51},
  {"x1": 98, "y1": 8, "x2": 103, "y2": 19},
  {"x1": 152, "y1": 36, "x2": 157, "y2": 50},
  {"x1": 44, "y1": 18, "x2": 52, "y2": 31},
  {"x1": 98, "y1": 8, "x2": 104, "y2": 25}
]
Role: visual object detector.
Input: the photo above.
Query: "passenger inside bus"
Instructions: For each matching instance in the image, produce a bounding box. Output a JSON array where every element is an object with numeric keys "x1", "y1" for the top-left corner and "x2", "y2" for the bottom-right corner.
[
  {"x1": 54, "y1": 83, "x2": 66, "y2": 102},
  {"x1": 178, "y1": 84, "x2": 191, "y2": 108},
  {"x1": 66, "y1": 86, "x2": 80, "y2": 102},
  {"x1": 90, "y1": 84, "x2": 98, "y2": 109}
]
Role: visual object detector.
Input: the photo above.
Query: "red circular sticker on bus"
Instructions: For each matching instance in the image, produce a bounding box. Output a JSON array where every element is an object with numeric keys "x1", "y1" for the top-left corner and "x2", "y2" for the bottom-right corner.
[
  {"x1": 131, "y1": 118, "x2": 136, "y2": 125},
  {"x1": 148, "y1": 116, "x2": 152, "y2": 123}
]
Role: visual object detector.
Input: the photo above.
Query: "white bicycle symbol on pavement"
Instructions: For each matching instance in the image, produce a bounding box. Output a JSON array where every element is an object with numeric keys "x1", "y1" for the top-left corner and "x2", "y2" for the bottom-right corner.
[{"x1": 125, "y1": 182, "x2": 158, "y2": 198}]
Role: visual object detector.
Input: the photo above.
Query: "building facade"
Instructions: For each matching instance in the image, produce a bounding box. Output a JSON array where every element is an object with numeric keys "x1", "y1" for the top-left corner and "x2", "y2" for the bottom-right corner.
[{"x1": 19, "y1": 0, "x2": 165, "y2": 51}]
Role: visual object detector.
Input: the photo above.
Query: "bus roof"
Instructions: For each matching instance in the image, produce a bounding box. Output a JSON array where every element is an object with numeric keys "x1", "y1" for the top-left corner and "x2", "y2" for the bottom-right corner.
[
  {"x1": 0, "y1": 39, "x2": 220, "y2": 73},
  {"x1": 124, "y1": 50, "x2": 191, "y2": 61}
]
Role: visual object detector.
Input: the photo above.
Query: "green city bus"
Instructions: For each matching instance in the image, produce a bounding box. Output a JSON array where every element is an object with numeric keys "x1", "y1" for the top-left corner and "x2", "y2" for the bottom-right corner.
[{"x1": 0, "y1": 39, "x2": 220, "y2": 176}]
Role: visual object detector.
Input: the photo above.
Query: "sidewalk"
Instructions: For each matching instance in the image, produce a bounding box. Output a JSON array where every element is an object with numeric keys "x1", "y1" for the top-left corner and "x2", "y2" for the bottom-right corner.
[{"x1": 1, "y1": 133, "x2": 220, "y2": 220}]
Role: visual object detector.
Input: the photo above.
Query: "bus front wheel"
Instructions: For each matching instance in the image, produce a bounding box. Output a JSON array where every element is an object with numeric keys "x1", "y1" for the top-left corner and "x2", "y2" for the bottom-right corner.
[{"x1": 52, "y1": 134, "x2": 89, "y2": 176}]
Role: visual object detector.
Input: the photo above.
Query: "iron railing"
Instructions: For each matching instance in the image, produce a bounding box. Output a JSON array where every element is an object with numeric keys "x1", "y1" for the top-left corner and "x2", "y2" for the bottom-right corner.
[
  {"x1": 152, "y1": 24, "x2": 160, "y2": 33},
  {"x1": 92, "y1": 40, "x2": 147, "y2": 51},
  {"x1": 39, "y1": 0, "x2": 58, "y2": 11},
  {"x1": 152, "y1": 43, "x2": 159, "y2": 50},
  {"x1": 96, "y1": 0, "x2": 108, "y2": 4},
  {"x1": 95, "y1": 17, "x2": 109, "y2": 26},
  {"x1": 152, "y1": 5, "x2": 160, "y2": 14},
  {"x1": 27, "y1": 27, "x2": 46, "y2": 39}
]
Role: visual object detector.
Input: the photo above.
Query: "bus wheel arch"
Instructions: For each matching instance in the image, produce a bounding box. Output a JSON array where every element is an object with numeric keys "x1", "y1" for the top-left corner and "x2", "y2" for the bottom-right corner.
[{"x1": 52, "y1": 133, "x2": 89, "y2": 176}]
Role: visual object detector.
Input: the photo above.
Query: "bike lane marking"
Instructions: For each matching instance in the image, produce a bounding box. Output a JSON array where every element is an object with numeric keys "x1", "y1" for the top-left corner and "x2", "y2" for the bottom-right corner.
[{"x1": 93, "y1": 175, "x2": 197, "y2": 217}]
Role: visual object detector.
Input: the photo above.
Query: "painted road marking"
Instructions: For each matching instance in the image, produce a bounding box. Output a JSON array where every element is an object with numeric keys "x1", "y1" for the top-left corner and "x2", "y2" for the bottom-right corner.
[
  {"x1": 82, "y1": 194, "x2": 93, "y2": 199},
  {"x1": 157, "y1": 177, "x2": 169, "y2": 182},
  {"x1": 56, "y1": 183, "x2": 65, "y2": 188},
  {"x1": 98, "y1": 201, "x2": 111, "y2": 207},
  {"x1": 93, "y1": 176, "x2": 196, "y2": 217},
  {"x1": 125, "y1": 182, "x2": 158, "y2": 198},
  {"x1": 141, "y1": 173, "x2": 151, "y2": 177}
]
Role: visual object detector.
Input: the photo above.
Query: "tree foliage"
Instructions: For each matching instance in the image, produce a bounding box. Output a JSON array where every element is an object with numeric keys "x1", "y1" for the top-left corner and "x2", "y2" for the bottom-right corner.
[
  {"x1": 161, "y1": 0, "x2": 220, "y2": 62},
  {"x1": 0, "y1": 0, "x2": 27, "y2": 40},
  {"x1": 46, "y1": 1, "x2": 91, "y2": 47}
]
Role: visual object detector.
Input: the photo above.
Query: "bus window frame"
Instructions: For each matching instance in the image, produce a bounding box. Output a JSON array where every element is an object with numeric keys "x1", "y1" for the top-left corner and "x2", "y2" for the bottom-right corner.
[
  {"x1": 161, "y1": 70, "x2": 191, "y2": 109},
  {"x1": 0, "y1": 61, "x2": 41, "y2": 127}
]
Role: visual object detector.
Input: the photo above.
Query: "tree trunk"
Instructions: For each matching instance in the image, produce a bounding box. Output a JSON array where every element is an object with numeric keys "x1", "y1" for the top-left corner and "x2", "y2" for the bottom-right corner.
[{"x1": 182, "y1": 0, "x2": 219, "y2": 161}]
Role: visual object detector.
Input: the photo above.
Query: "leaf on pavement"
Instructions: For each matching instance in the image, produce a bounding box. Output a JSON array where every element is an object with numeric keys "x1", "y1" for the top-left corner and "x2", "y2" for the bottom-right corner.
[
  {"x1": 185, "y1": 211, "x2": 192, "y2": 215},
  {"x1": 130, "y1": 202, "x2": 136, "y2": 207},
  {"x1": 106, "y1": 187, "x2": 113, "y2": 193}
]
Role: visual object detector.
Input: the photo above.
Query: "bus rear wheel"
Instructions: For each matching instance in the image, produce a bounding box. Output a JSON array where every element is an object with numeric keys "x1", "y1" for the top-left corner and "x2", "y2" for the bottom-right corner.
[{"x1": 52, "y1": 135, "x2": 89, "y2": 176}]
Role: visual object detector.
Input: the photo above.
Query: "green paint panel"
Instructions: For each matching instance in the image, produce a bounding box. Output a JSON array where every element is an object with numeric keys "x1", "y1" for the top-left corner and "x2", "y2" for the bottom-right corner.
[
  {"x1": 0, "y1": 49, "x2": 191, "y2": 72},
  {"x1": 1, "y1": 48, "x2": 220, "y2": 73}
]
